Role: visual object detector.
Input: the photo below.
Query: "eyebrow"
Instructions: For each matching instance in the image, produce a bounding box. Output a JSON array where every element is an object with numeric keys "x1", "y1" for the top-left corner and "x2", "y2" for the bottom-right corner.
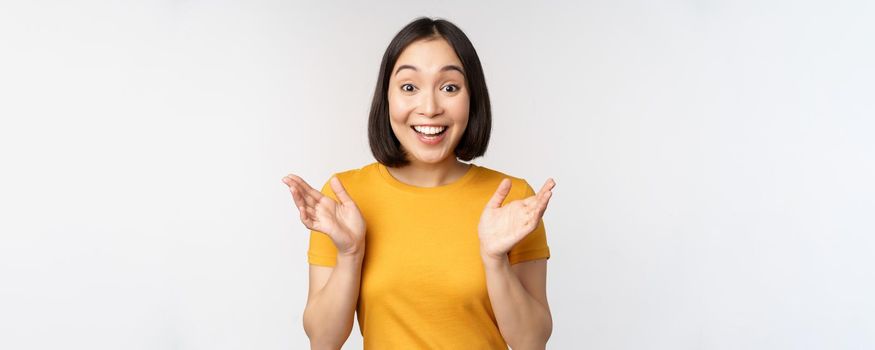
[{"x1": 394, "y1": 64, "x2": 465, "y2": 76}]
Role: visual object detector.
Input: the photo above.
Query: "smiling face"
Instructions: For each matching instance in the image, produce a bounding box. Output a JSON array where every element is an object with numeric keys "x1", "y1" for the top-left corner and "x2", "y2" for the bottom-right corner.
[{"x1": 387, "y1": 37, "x2": 470, "y2": 166}]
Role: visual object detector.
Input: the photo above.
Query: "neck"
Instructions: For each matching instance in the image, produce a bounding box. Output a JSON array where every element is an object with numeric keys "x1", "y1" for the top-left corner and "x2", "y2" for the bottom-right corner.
[{"x1": 386, "y1": 157, "x2": 471, "y2": 188}]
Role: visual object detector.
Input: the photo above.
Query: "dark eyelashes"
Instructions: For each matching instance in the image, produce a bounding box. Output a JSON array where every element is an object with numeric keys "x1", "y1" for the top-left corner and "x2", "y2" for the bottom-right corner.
[
  {"x1": 443, "y1": 84, "x2": 459, "y2": 92},
  {"x1": 399, "y1": 83, "x2": 460, "y2": 92}
]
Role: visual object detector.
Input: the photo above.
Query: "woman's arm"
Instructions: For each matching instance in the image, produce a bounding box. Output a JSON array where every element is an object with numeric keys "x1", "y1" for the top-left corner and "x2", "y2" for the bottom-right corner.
[
  {"x1": 303, "y1": 252, "x2": 364, "y2": 350},
  {"x1": 282, "y1": 174, "x2": 367, "y2": 350},
  {"x1": 478, "y1": 178, "x2": 556, "y2": 349},
  {"x1": 481, "y1": 256, "x2": 552, "y2": 350}
]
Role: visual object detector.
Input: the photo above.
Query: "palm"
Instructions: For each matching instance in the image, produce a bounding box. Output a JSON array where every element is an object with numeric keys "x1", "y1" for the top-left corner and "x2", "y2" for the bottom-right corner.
[
  {"x1": 478, "y1": 178, "x2": 555, "y2": 259},
  {"x1": 283, "y1": 174, "x2": 366, "y2": 255},
  {"x1": 317, "y1": 198, "x2": 366, "y2": 254},
  {"x1": 479, "y1": 201, "x2": 537, "y2": 257}
]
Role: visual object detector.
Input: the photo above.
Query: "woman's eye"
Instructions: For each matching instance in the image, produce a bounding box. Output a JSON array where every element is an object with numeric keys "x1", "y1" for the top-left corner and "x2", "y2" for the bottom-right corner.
[
  {"x1": 401, "y1": 84, "x2": 415, "y2": 92},
  {"x1": 442, "y1": 84, "x2": 459, "y2": 93}
]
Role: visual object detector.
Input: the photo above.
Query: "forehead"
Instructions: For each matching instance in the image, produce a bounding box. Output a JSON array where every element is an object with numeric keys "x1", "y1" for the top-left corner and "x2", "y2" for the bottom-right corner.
[{"x1": 394, "y1": 37, "x2": 463, "y2": 71}]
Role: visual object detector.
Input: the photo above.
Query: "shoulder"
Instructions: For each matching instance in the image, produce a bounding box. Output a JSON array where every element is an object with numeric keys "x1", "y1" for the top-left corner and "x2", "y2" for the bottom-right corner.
[
  {"x1": 327, "y1": 162, "x2": 380, "y2": 183},
  {"x1": 473, "y1": 164, "x2": 536, "y2": 201},
  {"x1": 312, "y1": 162, "x2": 380, "y2": 196}
]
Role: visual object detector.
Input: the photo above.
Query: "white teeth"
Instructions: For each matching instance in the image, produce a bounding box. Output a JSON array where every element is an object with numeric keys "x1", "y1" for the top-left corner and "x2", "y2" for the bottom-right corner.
[{"x1": 413, "y1": 125, "x2": 447, "y2": 135}]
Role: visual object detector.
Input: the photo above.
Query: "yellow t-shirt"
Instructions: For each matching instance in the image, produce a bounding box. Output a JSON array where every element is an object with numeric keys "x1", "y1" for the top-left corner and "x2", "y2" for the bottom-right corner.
[{"x1": 307, "y1": 161, "x2": 550, "y2": 349}]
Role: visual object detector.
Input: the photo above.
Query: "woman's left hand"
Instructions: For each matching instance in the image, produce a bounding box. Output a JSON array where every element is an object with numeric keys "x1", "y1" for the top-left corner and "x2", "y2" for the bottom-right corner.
[{"x1": 478, "y1": 178, "x2": 556, "y2": 261}]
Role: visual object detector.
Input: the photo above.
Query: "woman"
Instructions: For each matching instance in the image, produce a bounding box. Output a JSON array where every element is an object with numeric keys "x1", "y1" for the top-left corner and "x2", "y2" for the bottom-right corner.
[{"x1": 282, "y1": 17, "x2": 556, "y2": 349}]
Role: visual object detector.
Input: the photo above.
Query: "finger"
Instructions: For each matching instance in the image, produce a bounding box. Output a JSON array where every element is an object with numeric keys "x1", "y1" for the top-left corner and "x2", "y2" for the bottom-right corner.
[
  {"x1": 288, "y1": 175, "x2": 324, "y2": 201},
  {"x1": 300, "y1": 206, "x2": 312, "y2": 227},
  {"x1": 305, "y1": 206, "x2": 317, "y2": 219},
  {"x1": 282, "y1": 175, "x2": 297, "y2": 186},
  {"x1": 305, "y1": 206, "x2": 323, "y2": 228},
  {"x1": 537, "y1": 178, "x2": 556, "y2": 198},
  {"x1": 287, "y1": 175, "x2": 323, "y2": 206},
  {"x1": 329, "y1": 176, "x2": 354, "y2": 204},
  {"x1": 486, "y1": 178, "x2": 513, "y2": 208},
  {"x1": 288, "y1": 181, "x2": 318, "y2": 208},
  {"x1": 288, "y1": 186, "x2": 308, "y2": 211},
  {"x1": 537, "y1": 190, "x2": 553, "y2": 218},
  {"x1": 297, "y1": 201, "x2": 316, "y2": 229},
  {"x1": 523, "y1": 207, "x2": 540, "y2": 230}
]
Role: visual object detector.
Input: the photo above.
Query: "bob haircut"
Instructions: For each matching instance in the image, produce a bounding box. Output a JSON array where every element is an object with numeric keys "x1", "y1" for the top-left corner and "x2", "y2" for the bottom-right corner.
[{"x1": 368, "y1": 17, "x2": 492, "y2": 167}]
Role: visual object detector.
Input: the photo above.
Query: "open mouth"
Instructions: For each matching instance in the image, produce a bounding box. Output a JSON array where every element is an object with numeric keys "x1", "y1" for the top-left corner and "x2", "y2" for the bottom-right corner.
[{"x1": 411, "y1": 125, "x2": 448, "y2": 137}]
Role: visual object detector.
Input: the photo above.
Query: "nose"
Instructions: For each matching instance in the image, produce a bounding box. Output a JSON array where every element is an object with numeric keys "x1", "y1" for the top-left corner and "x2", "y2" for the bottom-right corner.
[{"x1": 417, "y1": 89, "x2": 441, "y2": 117}]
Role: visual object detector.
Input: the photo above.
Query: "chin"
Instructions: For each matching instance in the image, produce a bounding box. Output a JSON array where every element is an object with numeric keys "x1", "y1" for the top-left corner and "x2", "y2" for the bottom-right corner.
[
  {"x1": 411, "y1": 155, "x2": 447, "y2": 164},
  {"x1": 407, "y1": 150, "x2": 453, "y2": 164}
]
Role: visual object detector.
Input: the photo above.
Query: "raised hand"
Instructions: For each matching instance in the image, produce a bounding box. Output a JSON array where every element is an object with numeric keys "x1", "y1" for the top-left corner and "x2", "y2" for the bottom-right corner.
[
  {"x1": 282, "y1": 174, "x2": 366, "y2": 256},
  {"x1": 478, "y1": 178, "x2": 555, "y2": 261}
]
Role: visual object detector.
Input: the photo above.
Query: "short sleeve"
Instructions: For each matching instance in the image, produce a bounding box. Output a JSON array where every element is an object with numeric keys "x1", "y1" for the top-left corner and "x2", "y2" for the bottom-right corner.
[
  {"x1": 507, "y1": 180, "x2": 551, "y2": 265},
  {"x1": 307, "y1": 176, "x2": 339, "y2": 267}
]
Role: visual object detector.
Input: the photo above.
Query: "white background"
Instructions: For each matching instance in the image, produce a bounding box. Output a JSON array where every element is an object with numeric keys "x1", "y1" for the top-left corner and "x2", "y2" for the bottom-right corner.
[{"x1": 1, "y1": 1, "x2": 873, "y2": 349}]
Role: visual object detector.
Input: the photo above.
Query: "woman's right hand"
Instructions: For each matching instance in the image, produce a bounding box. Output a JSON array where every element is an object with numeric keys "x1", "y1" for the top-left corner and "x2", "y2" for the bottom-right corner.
[{"x1": 282, "y1": 174, "x2": 366, "y2": 256}]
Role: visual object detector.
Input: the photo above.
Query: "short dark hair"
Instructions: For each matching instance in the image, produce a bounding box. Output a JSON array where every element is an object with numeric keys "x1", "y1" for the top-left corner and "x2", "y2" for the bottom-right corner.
[{"x1": 368, "y1": 17, "x2": 492, "y2": 167}]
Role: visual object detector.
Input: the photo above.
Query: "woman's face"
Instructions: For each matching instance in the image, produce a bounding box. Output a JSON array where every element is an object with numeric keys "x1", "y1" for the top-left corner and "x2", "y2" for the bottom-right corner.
[{"x1": 387, "y1": 37, "x2": 470, "y2": 165}]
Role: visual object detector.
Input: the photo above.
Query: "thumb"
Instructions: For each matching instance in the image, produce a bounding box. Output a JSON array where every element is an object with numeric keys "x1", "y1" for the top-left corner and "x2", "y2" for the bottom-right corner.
[
  {"x1": 329, "y1": 176, "x2": 354, "y2": 204},
  {"x1": 486, "y1": 178, "x2": 512, "y2": 208}
]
